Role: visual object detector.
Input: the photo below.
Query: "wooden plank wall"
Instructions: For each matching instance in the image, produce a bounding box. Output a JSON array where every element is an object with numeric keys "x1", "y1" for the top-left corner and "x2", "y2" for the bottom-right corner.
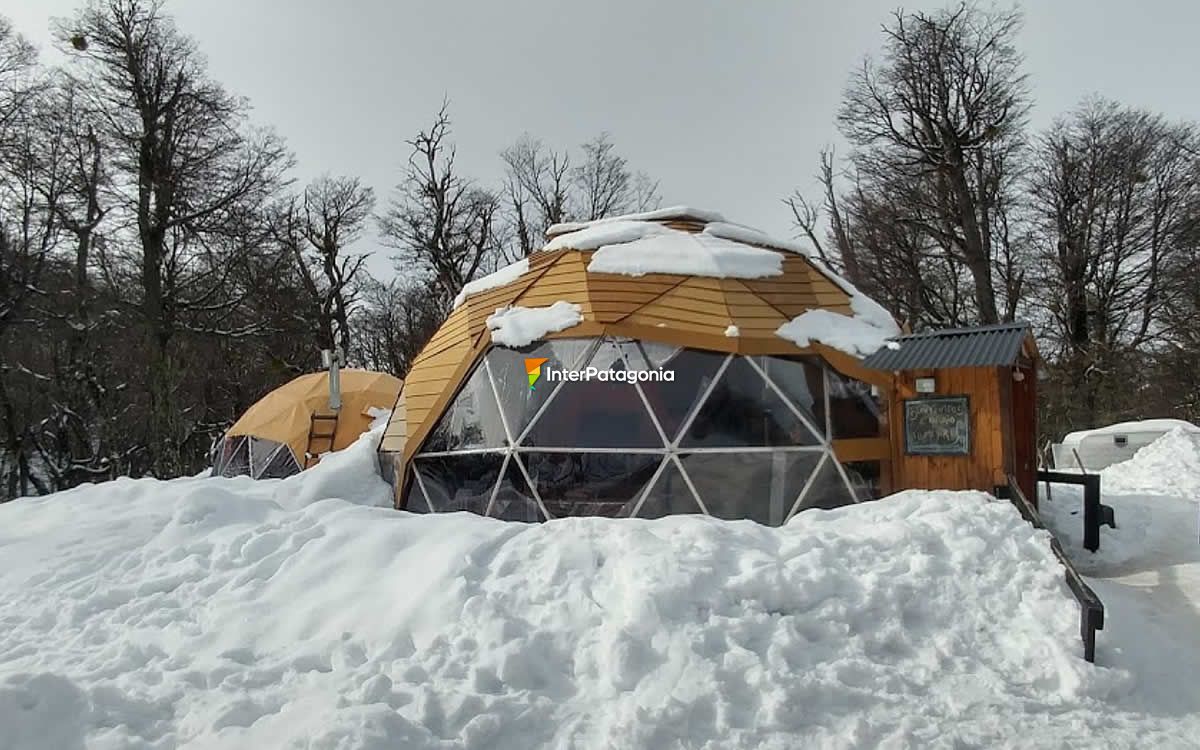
[
  {"x1": 1011, "y1": 363, "x2": 1038, "y2": 504},
  {"x1": 890, "y1": 367, "x2": 1007, "y2": 493}
]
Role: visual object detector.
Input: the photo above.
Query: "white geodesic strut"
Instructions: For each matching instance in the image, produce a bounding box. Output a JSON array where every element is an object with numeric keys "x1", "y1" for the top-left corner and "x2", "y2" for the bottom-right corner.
[{"x1": 410, "y1": 336, "x2": 870, "y2": 521}]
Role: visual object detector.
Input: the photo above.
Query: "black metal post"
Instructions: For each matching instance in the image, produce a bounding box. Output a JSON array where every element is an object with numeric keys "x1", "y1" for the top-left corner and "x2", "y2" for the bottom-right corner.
[
  {"x1": 1037, "y1": 470, "x2": 1110, "y2": 553},
  {"x1": 1082, "y1": 473, "x2": 1101, "y2": 553}
]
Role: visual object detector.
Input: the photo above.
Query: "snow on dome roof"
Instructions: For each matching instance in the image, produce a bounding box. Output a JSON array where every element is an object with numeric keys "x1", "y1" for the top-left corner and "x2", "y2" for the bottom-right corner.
[
  {"x1": 545, "y1": 205, "x2": 728, "y2": 238},
  {"x1": 540, "y1": 206, "x2": 812, "y2": 283}
]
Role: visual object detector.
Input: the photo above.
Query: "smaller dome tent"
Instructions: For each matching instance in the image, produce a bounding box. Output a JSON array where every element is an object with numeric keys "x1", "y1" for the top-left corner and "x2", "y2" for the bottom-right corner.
[
  {"x1": 380, "y1": 206, "x2": 901, "y2": 525},
  {"x1": 214, "y1": 369, "x2": 402, "y2": 479}
]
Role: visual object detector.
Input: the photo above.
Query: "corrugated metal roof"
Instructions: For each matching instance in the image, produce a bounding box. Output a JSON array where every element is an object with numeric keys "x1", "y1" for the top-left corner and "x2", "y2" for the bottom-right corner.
[{"x1": 861, "y1": 322, "x2": 1033, "y2": 370}]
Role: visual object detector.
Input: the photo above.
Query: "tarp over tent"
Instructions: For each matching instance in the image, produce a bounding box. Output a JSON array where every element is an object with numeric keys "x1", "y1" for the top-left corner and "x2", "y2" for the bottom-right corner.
[{"x1": 214, "y1": 369, "x2": 402, "y2": 479}]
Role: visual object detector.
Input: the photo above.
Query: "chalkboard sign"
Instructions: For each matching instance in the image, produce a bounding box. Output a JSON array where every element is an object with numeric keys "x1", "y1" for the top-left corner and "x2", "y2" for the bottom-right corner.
[{"x1": 904, "y1": 396, "x2": 970, "y2": 455}]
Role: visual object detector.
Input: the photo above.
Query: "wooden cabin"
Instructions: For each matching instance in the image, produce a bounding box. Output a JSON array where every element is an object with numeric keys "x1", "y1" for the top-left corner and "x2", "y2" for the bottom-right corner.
[{"x1": 861, "y1": 323, "x2": 1039, "y2": 503}]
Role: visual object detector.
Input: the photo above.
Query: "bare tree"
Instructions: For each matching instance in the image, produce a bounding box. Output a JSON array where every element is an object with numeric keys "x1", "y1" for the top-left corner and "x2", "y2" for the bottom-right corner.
[
  {"x1": 379, "y1": 104, "x2": 501, "y2": 302},
  {"x1": 58, "y1": 0, "x2": 292, "y2": 475},
  {"x1": 0, "y1": 17, "x2": 47, "y2": 334},
  {"x1": 353, "y1": 276, "x2": 445, "y2": 377},
  {"x1": 1029, "y1": 99, "x2": 1200, "y2": 432},
  {"x1": 501, "y1": 132, "x2": 661, "y2": 258},
  {"x1": 0, "y1": 15, "x2": 38, "y2": 142},
  {"x1": 572, "y1": 133, "x2": 660, "y2": 221},
  {"x1": 501, "y1": 135, "x2": 571, "y2": 257},
  {"x1": 785, "y1": 148, "x2": 861, "y2": 282},
  {"x1": 293, "y1": 175, "x2": 373, "y2": 356},
  {"x1": 838, "y1": 4, "x2": 1029, "y2": 323},
  {"x1": 0, "y1": 54, "x2": 65, "y2": 497}
]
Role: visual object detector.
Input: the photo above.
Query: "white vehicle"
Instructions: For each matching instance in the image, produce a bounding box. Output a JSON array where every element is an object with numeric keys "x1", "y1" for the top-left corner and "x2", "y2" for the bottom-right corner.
[{"x1": 1053, "y1": 419, "x2": 1200, "y2": 471}]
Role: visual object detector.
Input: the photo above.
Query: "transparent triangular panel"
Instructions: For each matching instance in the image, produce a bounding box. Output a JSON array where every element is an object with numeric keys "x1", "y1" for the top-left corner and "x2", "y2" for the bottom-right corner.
[
  {"x1": 841, "y1": 460, "x2": 882, "y2": 502},
  {"x1": 259, "y1": 444, "x2": 301, "y2": 479},
  {"x1": 638, "y1": 341, "x2": 681, "y2": 370},
  {"x1": 614, "y1": 338, "x2": 653, "y2": 371},
  {"x1": 414, "y1": 453, "x2": 505, "y2": 514},
  {"x1": 754, "y1": 356, "x2": 827, "y2": 439},
  {"x1": 679, "y1": 451, "x2": 821, "y2": 526},
  {"x1": 419, "y1": 362, "x2": 509, "y2": 453},
  {"x1": 826, "y1": 368, "x2": 884, "y2": 439},
  {"x1": 486, "y1": 339, "x2": 596, "y2": 442},
  {"x1": 521, "y1": 342, "x2": 664, "y2": 448},
  {"x1": 582, "y1": 337, "x2": 652, "y2": 372},
  {"x1": 632, "y1": 459, "x2": 704, "y2": 518},
  {"x1": 791, "y1": 452, "x2": 857, "y2": 514},
  {"x1": 522, "y1": 451, "x2": 660, "y2": 518},
  {"x1": 402, "y1": 469, "x2": 433, "y2": 513},
  {"x1": 249, "y1": 438, "x2": 285, "y2": 478},
  {"x1": 586, "y1": 338, "x2": 626, "y2": 372},
  {"x1": 488, "y1": 455, "x2": 545, "y2": 522},
  {"x1": 215, "y1": 435, "x2": 250, "y2": 477},
  {"x1": 638, "y1": 348, "x2": 728, "y2": 444},
  {"x1": 682, "y1": 357, "x2": 821, "y2": 448}
]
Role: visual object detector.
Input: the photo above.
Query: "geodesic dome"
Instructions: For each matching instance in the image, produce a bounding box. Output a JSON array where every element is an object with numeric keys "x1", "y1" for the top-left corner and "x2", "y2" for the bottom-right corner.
[
  {"x1": 214, "y1": 369, "x2": 402, "y2": 479},
  {"x1": 380, "y1": 207, "x2": 898, "y2": 525}
]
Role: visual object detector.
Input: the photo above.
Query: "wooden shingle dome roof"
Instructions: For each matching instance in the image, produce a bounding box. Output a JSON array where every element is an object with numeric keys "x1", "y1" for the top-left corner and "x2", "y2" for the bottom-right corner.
[{"x1": 381, "y1": 206, "x2": 895, "y2": 458}]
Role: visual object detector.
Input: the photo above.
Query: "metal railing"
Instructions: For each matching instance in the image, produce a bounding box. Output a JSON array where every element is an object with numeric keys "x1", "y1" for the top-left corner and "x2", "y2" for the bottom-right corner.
[
  {"x1": 996, "y1": 476, "x2": 1105, "y2": 663},
  {"x1": 1036, "y1": 470, "x2": 1115, "y2": 552}
]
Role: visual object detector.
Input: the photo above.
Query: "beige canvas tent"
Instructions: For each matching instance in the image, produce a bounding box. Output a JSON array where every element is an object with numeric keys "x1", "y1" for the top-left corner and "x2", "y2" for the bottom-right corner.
[
  {"x1": 379, "y1": 206, "x2": 897, "y2": 524},
  {"x1": 214, "y1": 369, "x2": 402, "y2": 479}
]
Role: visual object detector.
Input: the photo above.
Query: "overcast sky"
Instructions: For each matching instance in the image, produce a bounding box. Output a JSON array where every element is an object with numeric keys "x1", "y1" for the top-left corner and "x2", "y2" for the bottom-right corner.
[{"x1": 6, "y1": 0, "x2": 1200, "y2": 278}]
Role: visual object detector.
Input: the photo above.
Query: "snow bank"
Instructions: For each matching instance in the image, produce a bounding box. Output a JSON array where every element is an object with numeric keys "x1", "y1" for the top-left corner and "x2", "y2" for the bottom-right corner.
[
  {"x1": 1, "y1": 452, "x2": 1164, "y2": 749},
  {"x1": 1100, "y1": 427, "x2": 1200, "y2": 498},
  {"x1": 1055, "y1": 418, "x2": 1200, "y2": 470},
  {"x1": 1042, "y1": 428, "x2": 1200, "y2": 570},
  {"x1": 486, "y1": 301, "x2": 583, "y2": 348},
  {"x1": 1036, "y1": 426, "x2": 1200, "y2": 741},
  {"x1": 367, "y1": 406, "x2": 393, "y2": 431},
  {"x1": 452, "y1": 259, "x2": 530, "y2": 310}
]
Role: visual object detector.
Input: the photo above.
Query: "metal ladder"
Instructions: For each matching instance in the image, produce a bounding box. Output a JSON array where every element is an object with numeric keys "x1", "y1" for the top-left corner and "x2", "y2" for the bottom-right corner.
[{"x1": 304, "y1": 412, "x2": 339, "y2": 468}]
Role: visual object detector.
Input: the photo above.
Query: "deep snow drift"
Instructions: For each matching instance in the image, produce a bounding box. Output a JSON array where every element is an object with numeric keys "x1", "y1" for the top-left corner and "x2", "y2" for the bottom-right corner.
[{"x1": 0, "y1": 432, "x2": 1194, "y2": 748}]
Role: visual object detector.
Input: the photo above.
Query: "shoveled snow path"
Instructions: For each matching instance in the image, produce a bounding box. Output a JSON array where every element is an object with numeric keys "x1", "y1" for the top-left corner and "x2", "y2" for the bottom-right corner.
[{"x1": 1039, "y1": 428, "x2": 1200, "y2": 726}]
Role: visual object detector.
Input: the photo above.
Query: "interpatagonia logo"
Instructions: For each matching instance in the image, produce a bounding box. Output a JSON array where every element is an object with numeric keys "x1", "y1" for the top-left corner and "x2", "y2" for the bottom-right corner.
[
  {"x1": 544, "y1": 366, "x2": 675, "y2": 383},
  {"x1": 524, "y1": 358, "x2": 549, "y2": 390}
]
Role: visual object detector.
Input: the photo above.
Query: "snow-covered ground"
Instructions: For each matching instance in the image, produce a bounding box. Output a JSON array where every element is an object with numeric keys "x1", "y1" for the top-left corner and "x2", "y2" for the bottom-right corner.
[
  {"x1": 2, "y1": 430, "x2": 1200, "y2": 748},
  {"x1": 1040, "y1": 426, "x2": 1200, "y2": 741}
]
